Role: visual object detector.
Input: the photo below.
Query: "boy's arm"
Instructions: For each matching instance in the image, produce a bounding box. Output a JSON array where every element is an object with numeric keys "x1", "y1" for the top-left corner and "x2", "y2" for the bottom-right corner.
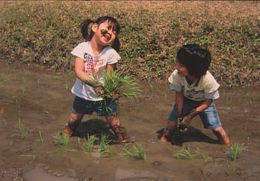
[
  {"x1": 175, "y1": 90, "x2": 184, "y2": 117},
  {"x1": 179, "y1": 98, "x2": 213, "y2": 129},
  {"x1": 196, "y1": 98, "x2": 213, "y2": 112}
]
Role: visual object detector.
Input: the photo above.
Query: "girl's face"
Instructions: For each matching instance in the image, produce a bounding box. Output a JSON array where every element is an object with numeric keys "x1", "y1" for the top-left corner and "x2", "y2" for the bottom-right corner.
[
  {"x1": 175, "y1": 60, "x2": 189, "y2": 77},
  {"x1": 93, "y1": 20, "x2": 117, "y2": 46}
]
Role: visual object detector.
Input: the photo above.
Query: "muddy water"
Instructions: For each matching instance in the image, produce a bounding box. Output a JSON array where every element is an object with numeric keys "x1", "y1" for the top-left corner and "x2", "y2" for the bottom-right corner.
[{"x1": 0, "y1": 61, "x2": 260, "y2": 181}]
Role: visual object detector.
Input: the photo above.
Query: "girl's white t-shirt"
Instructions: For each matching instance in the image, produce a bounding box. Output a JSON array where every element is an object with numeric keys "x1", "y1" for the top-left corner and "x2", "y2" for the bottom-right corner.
[
  {"x1": 168, "y1": 69, "x2": 220, "y2": 101},
  {"x1": 70, "y1": 42, "x2": 120, "y2": 101}
]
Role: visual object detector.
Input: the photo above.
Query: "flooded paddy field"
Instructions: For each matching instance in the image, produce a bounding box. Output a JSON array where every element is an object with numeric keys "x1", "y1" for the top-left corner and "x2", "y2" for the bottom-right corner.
[{"x1": 0, "y1": 62, "x2": 260, "y2": 181}]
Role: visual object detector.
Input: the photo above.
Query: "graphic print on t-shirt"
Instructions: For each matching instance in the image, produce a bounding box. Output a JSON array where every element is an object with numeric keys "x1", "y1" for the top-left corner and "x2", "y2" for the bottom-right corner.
[{"x1": 84, "y1": 53, "x2": 104, "y2": 75}]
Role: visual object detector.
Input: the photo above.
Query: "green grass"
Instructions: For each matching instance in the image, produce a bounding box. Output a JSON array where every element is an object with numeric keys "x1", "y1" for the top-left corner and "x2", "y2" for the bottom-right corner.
[
  {"x1": 230, "y1": 143, "x2": 247, "y2": 162},
  {"x1": 54, "y1": 132, "x2": 68, "y2": 148},
  {"x1": 0, "y1": 2, "x2": 259, "y2": 87},
  {"x1": 133, "y1": 143, "x2": 146, "y2": 160}
]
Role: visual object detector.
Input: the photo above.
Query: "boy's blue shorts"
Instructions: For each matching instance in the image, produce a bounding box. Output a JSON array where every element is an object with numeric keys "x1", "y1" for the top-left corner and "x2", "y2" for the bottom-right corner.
[
  {"x1": 168, "y1": 97, "x2": 221, "y2": 129},
  {"x1": 71, "y1": 96, "x2": 118, "y2": 116}
]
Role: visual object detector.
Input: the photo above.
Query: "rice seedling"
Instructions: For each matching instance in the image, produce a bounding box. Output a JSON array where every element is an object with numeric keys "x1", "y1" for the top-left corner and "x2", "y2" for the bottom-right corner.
[
  {"x1": 102, "y1": 145, "x2": 115, "y2": 158},
  {"x1": 84, "y1": 134, "x2": 96, "y2": 152},
  {"x1": 133, "y1": 143, "x2": 146, "y2": 160},
  {"x1": 195, "y1": 147, "x2": 213, "y2": 163},
  {"x1": 19, "y1": 119, "x2": 25, "y2": 139},
  {"x1": 35, "y1": 131, "x2": 43, "y2": 143},
  {"x1": 99, "y1": 134, "x2": 111, "y2": 153},
  {"x1": 85, "y1": 70, "x2": 142, "y2": 100},
  {"x1": 174, "y1": 146, "x2": 195, "y2": 160},
  {"x1": 54, "y1": 132, "x2": 68, "y2": 148},
  {"x1": 120, "y1": 143, "x2": 133, "y2": 157},
  {"x1": 229, "y1": 142, "x2": 247, "y2": 162}
]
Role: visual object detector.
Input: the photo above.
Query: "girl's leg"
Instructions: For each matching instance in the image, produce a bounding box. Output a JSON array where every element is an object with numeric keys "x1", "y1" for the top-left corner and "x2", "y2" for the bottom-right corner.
[
  {"x1": 212, "y1": 126, "x2": 230, "y2": 145},
  {"x1": 105, "y1": 115, "x2": 127, "y2": 142},
  {"x1": 160, "y1": 121, "x2": 177, "y2": 142},
  {"x1": 64, "y1": 111, "x2": 84, "y2": 137}
]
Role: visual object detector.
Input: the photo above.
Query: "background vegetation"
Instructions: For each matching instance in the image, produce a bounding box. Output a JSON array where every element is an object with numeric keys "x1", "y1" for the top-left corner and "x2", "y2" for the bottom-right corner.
[{"x1": 0, "y1": 1, "x2": 259, "y2": 87}]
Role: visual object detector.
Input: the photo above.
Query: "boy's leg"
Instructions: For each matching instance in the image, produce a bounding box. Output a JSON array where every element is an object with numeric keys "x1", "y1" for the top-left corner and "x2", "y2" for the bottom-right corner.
[
  {"x1": 105, "y1": 115, "x2": 127, "y2": 142},
  {"x1": 160, "y1": 121, "x2": 177, "y2": 142},
  {"x1": 64, "y1": 111, "x2": 84, "y2": 138},
  {"x1": 212, "y1": 126, "x2": 230, "y2": 145}
]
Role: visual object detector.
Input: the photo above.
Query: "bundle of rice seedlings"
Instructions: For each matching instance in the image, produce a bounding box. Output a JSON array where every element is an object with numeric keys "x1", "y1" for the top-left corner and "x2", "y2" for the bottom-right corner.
[{"x1": 86, "y1": 70, "x2": 142, "y2": 100}]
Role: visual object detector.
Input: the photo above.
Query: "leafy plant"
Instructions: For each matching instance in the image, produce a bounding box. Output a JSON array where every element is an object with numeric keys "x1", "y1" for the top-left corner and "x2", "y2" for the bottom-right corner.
[
  {"x1": 230, "y1": 143, "x2": 247, "y2": 161},
  {"x1": 84, "y1": 134, "x2": 96, "y2": 152},
  {"x1": 195, "y1": 147, "x2": 213, "y2": 163},
  {"x1": 99, "y1": 134, "x2": 112, "y2": 153},
  {"x1": 133, "y1": 143, "x2": 146, "y2": 160},
  {"x1": 174, "y1": 146, "x2": 195, "y2": 160},
  {"x1": 54, "y1": 132, "x2": 68, "y2": 148},
  {"x1": 120, "y1": 143, "x2": 133, "y2": 157}
]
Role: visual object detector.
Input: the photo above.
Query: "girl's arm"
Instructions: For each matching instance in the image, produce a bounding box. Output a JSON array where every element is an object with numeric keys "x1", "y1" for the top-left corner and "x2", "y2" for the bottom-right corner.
[
  {"x1": 106, "y1": 63, "x2": 117, "y2": 72},
  {"x1": 196, "y1": 98, "x2": 213, "y2": 112},
  {"x1": 74, "y1": 57, "x2": 102, "y2": 94},
  {"x1": 74, "y1": 57, "x2": 92, "y2": 82},
  {"x1": 175, "y1": 90, "x2": 184, "y2": 117}
]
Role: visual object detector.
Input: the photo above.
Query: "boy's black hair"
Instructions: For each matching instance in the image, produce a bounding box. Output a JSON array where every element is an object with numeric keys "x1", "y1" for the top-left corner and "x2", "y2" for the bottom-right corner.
[
  {"x1": 176, "y1": 44, "x2": 211, "y2": 78},
  {"x1": 80, "y1": 16, "x2": 120, "y2": 52}
]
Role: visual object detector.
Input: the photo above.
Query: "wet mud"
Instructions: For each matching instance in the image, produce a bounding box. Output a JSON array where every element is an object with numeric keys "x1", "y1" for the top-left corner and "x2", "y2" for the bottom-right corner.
[{"x1": 0, "y1": 62, "x2": 260, "y2": 181}]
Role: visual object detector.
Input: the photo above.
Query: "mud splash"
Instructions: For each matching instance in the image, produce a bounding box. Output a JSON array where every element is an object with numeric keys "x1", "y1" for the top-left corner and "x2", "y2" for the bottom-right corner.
[{"x1": 0, "y1": 61, "x2": 260, "y2": 181}]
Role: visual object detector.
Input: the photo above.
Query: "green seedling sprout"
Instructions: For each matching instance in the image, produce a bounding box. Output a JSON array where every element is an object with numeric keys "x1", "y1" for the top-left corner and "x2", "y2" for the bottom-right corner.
[
  {"x1": 84, "y1": 134, "x2": 96, "y2": 152},
  {"x1": 35, "y1": 131, "x2": 43, "y2": 143},
  {"x1": 99, "y1": 134, "x2": 111, "y2": 153},
  {"x1": 54, "y1": 132, "x2": 68, "y2": 148},
  {"x1": 195, "y1": 147, "x2": 213, "y2": 163},
  {"x1": 174, "y1": 146, "x2": 195, "y2": 160},
  {"x1": 120, "y1": 143, "x2": 133, "y2": 157},
  {"x1": 19, "y1": 119, "x2": 25, "y2": 139},
  {"x1": 230, "y1": 143, "x2": 247, "y2": 162},
  {"x1": 133, "y1": 143, "x2": 146, "y2": 160}
]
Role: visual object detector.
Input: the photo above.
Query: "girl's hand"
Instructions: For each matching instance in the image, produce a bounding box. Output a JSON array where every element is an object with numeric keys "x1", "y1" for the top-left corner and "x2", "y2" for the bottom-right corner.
[
  {"x1": 108, "y1": 92, "x2": 120, "y2": 100},
  {"x1": 94, "y1": 86, "x2": 104, "y2": 95}
]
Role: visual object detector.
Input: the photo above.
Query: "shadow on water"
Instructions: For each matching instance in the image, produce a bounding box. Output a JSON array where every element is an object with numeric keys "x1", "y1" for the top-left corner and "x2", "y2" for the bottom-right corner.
[
  {"x1": 156, "y1": 127, "x2": 219, "y2": 146},
  {"x1": 72, "y1": 118, "x2": 117, "y2": 143}
]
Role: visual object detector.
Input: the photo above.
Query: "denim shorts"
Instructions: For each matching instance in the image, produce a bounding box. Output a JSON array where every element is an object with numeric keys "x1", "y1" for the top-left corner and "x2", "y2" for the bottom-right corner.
[
  {"x1": 71, "y1": 96, "x2": 118, "y2": 116},
  {"x1": 168, "y1": 97, "x2": 221, "y2": 129}
]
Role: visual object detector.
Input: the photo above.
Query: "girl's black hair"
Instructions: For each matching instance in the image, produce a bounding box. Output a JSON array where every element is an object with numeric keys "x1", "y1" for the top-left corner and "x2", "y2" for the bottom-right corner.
[
  {"x1": 177, "y1": 44, "x2": 211, "y2": 78},
  {"x1": 81, "y1": 16, "x2": 120, "y2": 52}
]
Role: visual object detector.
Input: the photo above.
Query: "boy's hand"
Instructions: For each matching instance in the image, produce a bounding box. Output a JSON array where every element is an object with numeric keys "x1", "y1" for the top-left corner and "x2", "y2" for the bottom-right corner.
[{"x1": 178, "y1": 109, "x2": 201, "y2": 129}]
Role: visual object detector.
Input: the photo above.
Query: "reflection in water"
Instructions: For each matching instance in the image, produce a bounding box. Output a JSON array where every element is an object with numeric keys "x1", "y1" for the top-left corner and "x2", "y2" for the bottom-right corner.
[
  {"x1": 115, "y1": 167, "x2": 157, "y2": 181},
  {"x1": 23, "y1": 164, "x2": 77, "y2": 181}
]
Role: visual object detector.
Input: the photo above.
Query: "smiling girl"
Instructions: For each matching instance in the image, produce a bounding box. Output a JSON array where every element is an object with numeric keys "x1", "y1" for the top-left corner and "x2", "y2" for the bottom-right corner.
[{"x1": 64, "y1": 16, "x2": 127, "y2": 142}]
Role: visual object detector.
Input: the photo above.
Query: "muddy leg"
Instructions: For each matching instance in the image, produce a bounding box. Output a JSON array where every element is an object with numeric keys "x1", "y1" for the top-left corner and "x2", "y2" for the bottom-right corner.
[
  {"x1": 160, "y1": 121, "x2": 177, "y2": 142},
  {"x1": 64, "y1": 111, "x2": 84, "y2": 138},
  {"x1": 105, "y1": 115, "x2": 127, "y2": 142},
  {"x1": 212, "y1": 126, "x2": 230, "y2": 145}
]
